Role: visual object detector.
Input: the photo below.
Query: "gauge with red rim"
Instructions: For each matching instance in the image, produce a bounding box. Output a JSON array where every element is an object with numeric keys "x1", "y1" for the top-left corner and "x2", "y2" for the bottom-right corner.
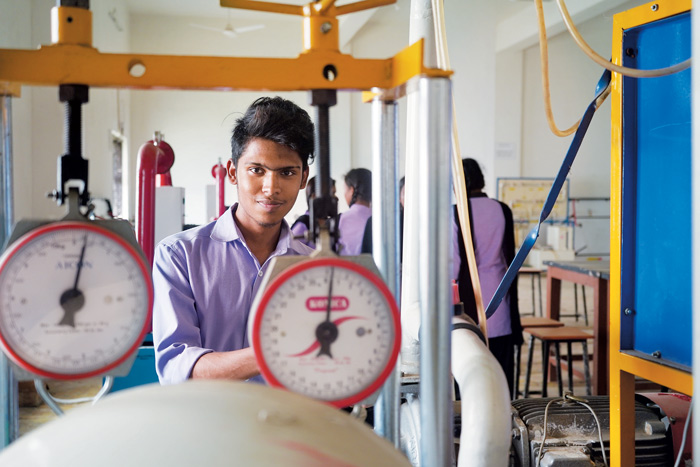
[
  {"x1": 0, "y1": 221, "x2": 152, "y2": 379},
  {"x1": 250, "y1": 257, "x2": 401, "y2": 408}
]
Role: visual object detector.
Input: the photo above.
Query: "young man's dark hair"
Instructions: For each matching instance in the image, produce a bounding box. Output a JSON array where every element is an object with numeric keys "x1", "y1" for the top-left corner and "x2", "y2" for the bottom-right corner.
[{"x1": 230, "y1": 96, "x2": 315, "y2": 170}]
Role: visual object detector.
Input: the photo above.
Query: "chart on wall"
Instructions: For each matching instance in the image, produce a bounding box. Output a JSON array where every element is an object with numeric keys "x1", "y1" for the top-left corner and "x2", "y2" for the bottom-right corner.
[
  {"x1": 496, "y1": 178, "x2": 570, "y2": 247},
  {"x1": 496, "y1": 178, "x2": 569, "y2": 222}
]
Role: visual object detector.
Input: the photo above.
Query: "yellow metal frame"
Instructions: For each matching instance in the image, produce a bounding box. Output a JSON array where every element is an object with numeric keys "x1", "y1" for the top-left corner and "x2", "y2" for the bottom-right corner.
[
  {"x1": 0, "y1": 0, "x2": 450, "y2": 95},
  {"x1": 609, "y1": 1, "x2": 692, "y2": 465}
]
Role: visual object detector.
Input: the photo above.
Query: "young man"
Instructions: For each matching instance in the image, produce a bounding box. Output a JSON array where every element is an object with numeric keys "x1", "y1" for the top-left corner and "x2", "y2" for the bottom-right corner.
[{"x1": 153, "y1": 96, "x2": 315, "y2": 384}]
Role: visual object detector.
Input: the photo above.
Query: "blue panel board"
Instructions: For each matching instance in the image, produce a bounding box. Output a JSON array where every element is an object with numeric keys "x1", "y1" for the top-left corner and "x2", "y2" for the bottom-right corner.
[{"x1": 620, "y1": 12, "x2": 691, "y2": 367}]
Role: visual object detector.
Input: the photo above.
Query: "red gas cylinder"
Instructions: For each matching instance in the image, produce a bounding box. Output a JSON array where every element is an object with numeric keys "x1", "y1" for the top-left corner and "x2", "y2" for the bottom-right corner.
[{"x1": 211, "y1": 162, "x2": 227, "y2": 218}]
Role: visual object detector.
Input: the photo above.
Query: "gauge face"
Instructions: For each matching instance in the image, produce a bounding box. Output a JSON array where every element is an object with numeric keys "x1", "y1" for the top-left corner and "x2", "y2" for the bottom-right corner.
[
  {"x1": 0, "y1": 221, "x2": 153, "y2": 379},
  {"x1": 251, "y1": 258, "x2": 400, "y2": 408}
]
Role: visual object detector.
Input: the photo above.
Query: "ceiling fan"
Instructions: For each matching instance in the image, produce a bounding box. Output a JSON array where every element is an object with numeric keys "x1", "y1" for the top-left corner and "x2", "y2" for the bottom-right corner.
[{"x1": 190, "y1": 11, "x2": 265, "y2": 38}]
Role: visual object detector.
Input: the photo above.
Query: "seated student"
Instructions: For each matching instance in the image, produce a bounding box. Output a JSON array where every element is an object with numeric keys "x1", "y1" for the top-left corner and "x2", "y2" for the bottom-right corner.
[
  {"x1": 290, "y1": 175, "x2": 336, "y2": 248},
  {"x1": 152, "y1": 96, "x2": 315, "y2": 384},
  {"x1": 453, "y1": 158, "x2": 523, "y2": 399}
]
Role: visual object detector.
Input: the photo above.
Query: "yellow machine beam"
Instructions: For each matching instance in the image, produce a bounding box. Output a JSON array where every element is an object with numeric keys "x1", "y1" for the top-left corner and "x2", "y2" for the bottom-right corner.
[
  {"x1": 0, "y1": 40, "x2": 448, "y2": 92},
  {"x1": 0, "y1": 0, "x2": 449, "y2": 94}
]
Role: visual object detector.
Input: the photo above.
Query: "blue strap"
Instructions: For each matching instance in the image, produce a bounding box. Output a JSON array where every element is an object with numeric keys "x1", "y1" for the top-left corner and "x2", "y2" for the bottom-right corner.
[{"x1": 484, "y1": 69, "x2": 612, "y2": 319}]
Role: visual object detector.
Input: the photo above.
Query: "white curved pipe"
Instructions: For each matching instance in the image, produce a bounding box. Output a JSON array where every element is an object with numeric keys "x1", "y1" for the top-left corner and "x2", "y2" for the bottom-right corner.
[
  {"x1": 401, "y1": 307, "x2": 511, "y2": 466},
  {"x1": 451, "y1": 317, "x2": 511, "y2": 467}
]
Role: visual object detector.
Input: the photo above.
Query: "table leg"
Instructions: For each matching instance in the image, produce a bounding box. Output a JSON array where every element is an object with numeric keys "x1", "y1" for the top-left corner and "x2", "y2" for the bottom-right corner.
[
  {"x1": 537, "y1": 272, "x2": 543, "y2": 317},
  {"x1": 582, "y1": 341, "x2": 592, "y2": 396},
  {"x1": 524, "y1": 335, "x2": 535, "y2": 398},
  {"x1": 546, "y1": 274, "x2": 562, "y2": 321},
  {"x1": 530, "y1": 274, "x2": 536, "y2": 316},
  {"x1": 542, "y1": 341, "x2": 550, "y2": 398},
  {"x1": 554, "y1": 343, "x2": 563, "y2": 397},
  {"x1": 567, "y1": 342, "x2": 574, "y2": 393},
  {"x1": 514, "y1": 344, "x2": 521, "y2": 398}
]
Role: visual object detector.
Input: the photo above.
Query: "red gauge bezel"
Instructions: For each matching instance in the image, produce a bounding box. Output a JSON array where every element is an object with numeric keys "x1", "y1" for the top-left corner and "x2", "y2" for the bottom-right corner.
[
  {"x1": 252, "y1": 257, "x2": 401, "y2": 408},
  {"x1": 0, "y1": 221, "x2": 154, "y2": 380}
]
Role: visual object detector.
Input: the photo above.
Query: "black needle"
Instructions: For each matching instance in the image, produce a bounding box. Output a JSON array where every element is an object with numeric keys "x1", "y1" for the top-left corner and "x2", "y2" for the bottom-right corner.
[
  {"x1": 316, "y1": 267, "x2": 338, "y2": 358},
  {"x1": 59, "y1": 234, "x2": 87, "y2": 327}
]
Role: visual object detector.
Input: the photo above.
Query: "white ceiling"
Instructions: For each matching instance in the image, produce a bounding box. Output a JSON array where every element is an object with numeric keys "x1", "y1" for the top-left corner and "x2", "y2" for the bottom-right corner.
[{"x1": 124, "y1": 0, "x2": 532, "y2": 22}]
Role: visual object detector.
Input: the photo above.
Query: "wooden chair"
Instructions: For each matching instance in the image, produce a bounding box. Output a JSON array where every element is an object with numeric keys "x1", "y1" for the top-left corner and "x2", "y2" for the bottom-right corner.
[
  {"x1": 522, "y1": 326, "x2": 592, "y2": 398},
  {"x1": 513, "y1": 317, "x2": 564, "y2": 398}
]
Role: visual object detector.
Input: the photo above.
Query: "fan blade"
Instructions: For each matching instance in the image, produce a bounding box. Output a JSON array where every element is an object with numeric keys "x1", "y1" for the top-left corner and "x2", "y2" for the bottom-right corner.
[
  {"x1": 189, "y1": 23, "x2": 223, "y2": 33},
  {"x1": 233, "y1": 24, "x2": 265, "y2": 34}
]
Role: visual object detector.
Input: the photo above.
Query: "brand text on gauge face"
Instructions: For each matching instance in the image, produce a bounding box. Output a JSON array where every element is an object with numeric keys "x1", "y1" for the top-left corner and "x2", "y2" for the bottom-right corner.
[
  {"x1": 305, "y1": 296, "x2": 349, "y2": 312},
  {"x1": 55, "y1": 261, "x2": 93, "y2": 270}
]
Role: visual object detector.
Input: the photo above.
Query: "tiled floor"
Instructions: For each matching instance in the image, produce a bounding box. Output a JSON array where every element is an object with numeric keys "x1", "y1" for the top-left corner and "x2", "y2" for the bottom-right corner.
[{"x1": 16, "y1": 273, "x2": 599, "y2": 437}]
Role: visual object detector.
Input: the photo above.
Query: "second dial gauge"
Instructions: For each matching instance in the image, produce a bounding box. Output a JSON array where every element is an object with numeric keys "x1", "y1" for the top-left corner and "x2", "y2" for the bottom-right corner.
[{"x1": 251, "y1": 258, "x2": 401, "y2": 408}]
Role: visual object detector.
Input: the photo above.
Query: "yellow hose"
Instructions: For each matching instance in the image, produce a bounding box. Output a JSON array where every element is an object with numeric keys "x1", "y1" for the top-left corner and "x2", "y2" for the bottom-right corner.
[
  {"x1": 430, "y1": 0, "x2": 488, "y2": 341},
  {"x1": 535, "y1": 0, "x2": 580, "y2": 137},
  {"x1": 555, "y1": 0, "x2": 692, "y2": 78}
]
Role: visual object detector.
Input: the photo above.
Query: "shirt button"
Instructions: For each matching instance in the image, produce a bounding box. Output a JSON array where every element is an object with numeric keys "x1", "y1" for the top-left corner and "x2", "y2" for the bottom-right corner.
[{"x1": 258, "y1": 270, "x2": 264, "y2": 277}]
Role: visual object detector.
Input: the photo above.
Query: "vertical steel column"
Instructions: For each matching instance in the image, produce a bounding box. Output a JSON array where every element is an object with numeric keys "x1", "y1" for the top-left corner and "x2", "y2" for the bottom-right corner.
[
  {"x1": 0, "y1": 95, "x2": 18, "y2": 448},
  {"x1": 418, "y1": 76, "x2": 453, "y2": 467},
  {"x1": 371, "y1": 97, "x2": 401, "y2": 446}
]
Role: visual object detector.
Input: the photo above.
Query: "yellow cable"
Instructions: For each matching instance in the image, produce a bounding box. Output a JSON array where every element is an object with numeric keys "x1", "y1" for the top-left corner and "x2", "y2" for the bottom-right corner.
[
  {"x1": 431, "y1": 0, "x2": 488, "y2": 340},
  {"x1": 555, "y1": 0, "x2": 691, "y2": 78},
  {"x1": 535, "y1": 0, "x2": 579, "y2": 137}
]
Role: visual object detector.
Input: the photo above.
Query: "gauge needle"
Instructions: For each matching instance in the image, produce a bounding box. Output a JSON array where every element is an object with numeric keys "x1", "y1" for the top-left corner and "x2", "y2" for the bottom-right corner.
[
  {"x1": 58, "y1": 234, "x2": 88, "y2": 327},
  {"x1": 315, "y1": 267, "x2": 338, "y2": 358}
]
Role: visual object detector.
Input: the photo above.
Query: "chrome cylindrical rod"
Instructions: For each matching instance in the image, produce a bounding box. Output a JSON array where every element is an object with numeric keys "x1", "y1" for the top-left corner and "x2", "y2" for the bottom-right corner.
[
  {"x1": 1, "y1": 95, "x2": 12, "y2": 246},
  {"x1": 371, "y1": 96, "x2": 401, "y2": 446},
  {"x1": 418, "y1": 76, "x2": 453, "y2": 467},
  {"x1": 0, "y1": 94, "x2": 18, "y2": 447}
]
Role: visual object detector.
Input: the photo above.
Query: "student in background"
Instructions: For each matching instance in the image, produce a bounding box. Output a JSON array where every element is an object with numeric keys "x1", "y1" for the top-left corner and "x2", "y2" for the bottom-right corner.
[
  {"x1": 454, "y1": 158, "x2": 522, "y2": 399},
  {"x1": 360, "y1": 176, "x2": 405, "y2": 256},
  {"x1": 337, "y1": 168, "x2": 372, "y2": 256}
]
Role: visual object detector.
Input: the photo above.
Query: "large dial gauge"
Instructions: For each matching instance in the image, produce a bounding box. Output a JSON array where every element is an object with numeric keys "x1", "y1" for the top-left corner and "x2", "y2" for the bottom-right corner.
[
  {"x1": 0, "y1": 221, "x2": 153, "y2": 380},
  {"x1": 250, "y1": 257, "x2": 401, "y2": 408}
]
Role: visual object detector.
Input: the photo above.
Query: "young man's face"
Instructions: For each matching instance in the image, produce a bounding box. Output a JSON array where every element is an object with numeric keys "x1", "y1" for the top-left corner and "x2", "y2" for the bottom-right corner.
[{"x1": 228, "y1": 137, "x2": 308, "y2": 231}]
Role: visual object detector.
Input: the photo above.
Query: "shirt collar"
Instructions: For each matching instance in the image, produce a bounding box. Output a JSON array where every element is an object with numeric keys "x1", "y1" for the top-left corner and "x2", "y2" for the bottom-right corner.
[{"x1": 210, "y1": 203, "x2": 296, "y2": 256}]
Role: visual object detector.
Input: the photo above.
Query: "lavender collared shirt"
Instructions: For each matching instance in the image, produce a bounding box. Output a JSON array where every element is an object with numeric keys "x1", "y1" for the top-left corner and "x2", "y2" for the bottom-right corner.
[
  {"x1": 452, "y1": 197, "x2": 511, "y2": 338},
  {"x1": 337, "y1": 203, "x2": 372, "y2": 256},
  {"x1": 152, "y1": 203, "x2": 314, "y2": 384}
]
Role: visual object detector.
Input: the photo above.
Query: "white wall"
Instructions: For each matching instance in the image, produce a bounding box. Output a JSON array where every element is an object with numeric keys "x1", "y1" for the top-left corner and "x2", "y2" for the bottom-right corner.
[
  {"x1": 348, "y1": 1, "x2": 499, "y2": 198},
  {"x1": 0, "y1": 0, "x2": 33, "y2": 222},
  {"x1": 1, "y1": 0, "x2": 130, "y2": 222},
  {"x1": 2, "y1": 0, "x2": 652, "y2": 228},
  {"x1": 520, "y1": 14, "x2": 614, "y2": 198},
  {"x1": 127, "y1": 14, "x2": 354, "y2": 225},
  {"x1": 348, "y1": 1, "x2": 409, "y2": 186},
  {"x1": 497, "y1": 0, "x2": 648, "y2": 199},
  {"x1": 445, "y1": 1, "x2": 499, "y2": 197}
]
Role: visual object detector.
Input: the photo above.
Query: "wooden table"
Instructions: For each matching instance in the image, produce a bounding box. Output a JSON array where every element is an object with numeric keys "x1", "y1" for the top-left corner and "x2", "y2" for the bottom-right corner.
[{"x1": 543, "y1": 259, "x2": 609, "y2": 395}]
